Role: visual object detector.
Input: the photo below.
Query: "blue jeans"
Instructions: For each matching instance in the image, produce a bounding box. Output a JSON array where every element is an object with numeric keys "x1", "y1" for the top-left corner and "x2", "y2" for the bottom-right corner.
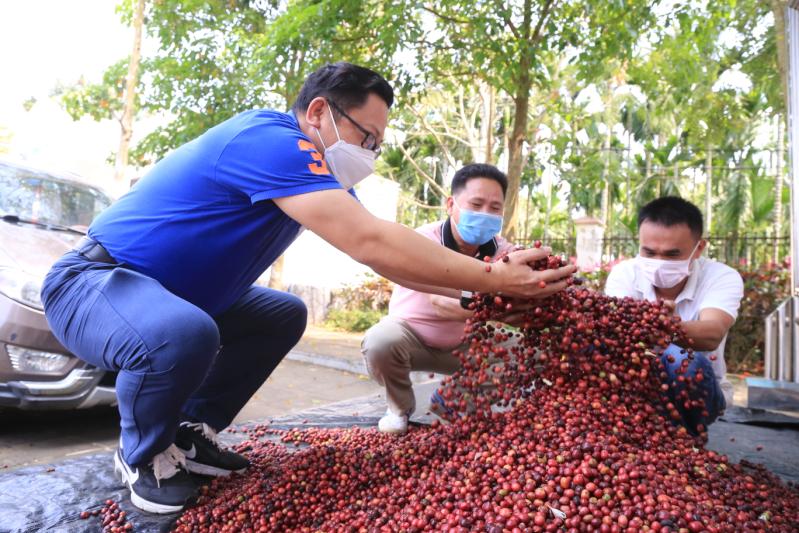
[
  {"x1": 660, "y1": 343, "x2": 726, "y2": 434},
  {"x1": 41, "y1": 251, "x2": 307, "y2": 466}
]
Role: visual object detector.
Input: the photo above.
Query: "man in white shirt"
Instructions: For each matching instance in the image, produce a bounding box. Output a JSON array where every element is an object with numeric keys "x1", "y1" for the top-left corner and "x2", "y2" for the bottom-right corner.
[{"x1": 605, "y1": 196, "x2": 743, "y2": 433}]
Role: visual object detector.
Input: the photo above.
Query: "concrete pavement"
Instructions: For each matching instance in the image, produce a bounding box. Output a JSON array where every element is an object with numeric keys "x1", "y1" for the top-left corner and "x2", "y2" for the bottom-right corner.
[{"x1": 0, "y1": 357, "x2": 382, "y2": 471}]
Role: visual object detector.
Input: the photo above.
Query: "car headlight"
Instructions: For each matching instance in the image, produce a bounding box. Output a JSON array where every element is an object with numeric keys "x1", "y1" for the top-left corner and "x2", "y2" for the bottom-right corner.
[
  {"x1": 7, "y1": 344, "x2": 71, "y2": 373},
  {"x1": 0, "y1": 267, "x2": 44, "y2": 310}
]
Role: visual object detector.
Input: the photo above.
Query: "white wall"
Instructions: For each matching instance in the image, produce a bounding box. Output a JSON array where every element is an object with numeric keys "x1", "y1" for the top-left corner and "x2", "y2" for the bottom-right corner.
[{"x1": 282, "y1": 174, "x2": 400, "y2": 289}]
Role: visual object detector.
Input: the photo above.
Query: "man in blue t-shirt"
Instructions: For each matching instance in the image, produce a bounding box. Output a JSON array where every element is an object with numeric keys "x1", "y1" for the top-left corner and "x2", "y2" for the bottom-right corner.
[{"x1": 41, "y1": 62, "x2": 576, "y2": 513}]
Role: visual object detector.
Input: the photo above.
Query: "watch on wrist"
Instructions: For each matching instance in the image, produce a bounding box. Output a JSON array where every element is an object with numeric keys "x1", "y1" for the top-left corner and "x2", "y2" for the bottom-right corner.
[{"x1": 460, "y1": 290, "x2": 474, "y2": 309}]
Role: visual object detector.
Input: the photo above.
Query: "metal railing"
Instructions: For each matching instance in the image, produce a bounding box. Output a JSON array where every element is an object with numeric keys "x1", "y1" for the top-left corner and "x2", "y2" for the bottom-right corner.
[
  {"x1": 763, "y1": 298, "x2": 799, "y2": 384},
  {"x1": 517, "y1": 234, "x2": 790, "y2": 268}
]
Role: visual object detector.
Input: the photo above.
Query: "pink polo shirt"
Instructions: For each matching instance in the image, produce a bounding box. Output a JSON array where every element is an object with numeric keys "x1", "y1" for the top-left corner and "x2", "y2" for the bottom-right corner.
[{"x1": 388, "y1": 220, "x2": 513, "y2": 350}]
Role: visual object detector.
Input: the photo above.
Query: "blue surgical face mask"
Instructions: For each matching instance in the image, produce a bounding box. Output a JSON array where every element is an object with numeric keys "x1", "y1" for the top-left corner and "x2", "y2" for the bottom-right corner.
[{"x1": 453, "y1": 201, "x2": 503, "y2": 245}]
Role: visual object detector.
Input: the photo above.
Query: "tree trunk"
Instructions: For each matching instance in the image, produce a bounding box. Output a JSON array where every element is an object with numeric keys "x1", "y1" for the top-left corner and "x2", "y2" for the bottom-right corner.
[
  {"x1": 543, "y1": 164, "x2": 552, "y2": 241},
  {"x1": 502, "y1": 0, "x2": 536, "y2": 241},
  {"x1": 268, "y1": 255, "x2": 286, "y2": 291},
  {"x1": 771, "y1": 0, "x2": 788, "y2": 265},
  {"x1": 774, "y1": 114, "x2": 785, "y2": 263},
  {"x1": 504, "y1": 89, "x2": 530, "y2": 241},
  {"x1": 523, "y1": 167, "x2": 534, "y2": 240},
  {"x1": 772, "y1": 0, "x2": 789, "y2": 114},
  {"x1": 600, "y1": 123, "x2": 612, "y2": 259},
  {"x1": 673, "y1": 161, "x2": 679, "y2": 192},
  {"x1": 480, "y1": 84, "x2": 495, "y2": 163},
  {"x1": 705, "y1": 144, "x2": 713, "y2": 236},
  {"x1": 600, "y1": 124, "x2": 612, "y2": 226},
  {"x1": 600, "y1": 79, "x2": 615, "y2": 233},
  {"x1": 114, "y1": 0, "x2": 146, "y2": 190},
  {"x1": 625, "y1": 104, "x2": 633, "y2": 220},
  {"x1": 499, "y1": 106, "x2": 511, "y2": 172}
]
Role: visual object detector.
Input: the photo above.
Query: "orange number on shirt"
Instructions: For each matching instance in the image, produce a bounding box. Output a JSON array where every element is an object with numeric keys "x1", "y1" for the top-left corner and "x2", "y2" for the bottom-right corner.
[{"x1": 297, "y1": 139, "x2": 330, "y2": 176}]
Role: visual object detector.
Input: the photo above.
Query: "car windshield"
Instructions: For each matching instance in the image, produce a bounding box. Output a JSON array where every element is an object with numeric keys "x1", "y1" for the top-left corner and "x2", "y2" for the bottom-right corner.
[{"x1": 0, "y1": 162, "x2": 111, "y2": 228}]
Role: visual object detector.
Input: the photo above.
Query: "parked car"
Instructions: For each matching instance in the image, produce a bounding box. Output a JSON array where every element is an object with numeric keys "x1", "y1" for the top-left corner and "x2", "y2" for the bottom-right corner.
[{"x1": 0, "y1": 159, "x2": 117, "y2": 409}]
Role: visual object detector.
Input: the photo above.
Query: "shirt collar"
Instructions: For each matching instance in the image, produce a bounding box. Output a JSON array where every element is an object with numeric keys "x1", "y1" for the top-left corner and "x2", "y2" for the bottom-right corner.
[
  {"x1": 634, "y1": 256, "x2": 703, "y2": 302},
  {"x1": 675, "y1": 258, "x2": 703, "y2": 303},
  {"x1": 441, "y1": 217, "x2": 498, "y2": 258},
  {"x1": 288, "y1": 109, "x2": 301, "y2": 129}
]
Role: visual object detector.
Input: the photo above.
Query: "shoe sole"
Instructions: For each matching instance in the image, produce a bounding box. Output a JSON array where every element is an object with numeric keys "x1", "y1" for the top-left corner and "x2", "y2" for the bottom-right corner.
[
  {"x1": 113, "y1": 450, "x2": 187, "y2": 514},
  {"x1": 184, "y1": 458, "x2": 247, "y2": 477},
  {"x1": 377, "y1": 424, "x2": 408, "y2": 434}
]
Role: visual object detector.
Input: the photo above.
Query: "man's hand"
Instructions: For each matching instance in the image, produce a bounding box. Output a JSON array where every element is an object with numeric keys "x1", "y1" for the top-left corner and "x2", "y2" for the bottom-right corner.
[
  {"x1": 497, "y1": 311, "x2": 527, "y2": 328},
  {"x1": 493, "y1": 297, "x2": 536, "y2": 327},
  {"x1": 489, "y1": 247, "x2": 577, "y2": 299},
  {"x1": 658, "y1": 300, "x2": 734, "y2": 351},
  {"x1": 662, "y1": 299, "x2": 681, "y2": 319}
]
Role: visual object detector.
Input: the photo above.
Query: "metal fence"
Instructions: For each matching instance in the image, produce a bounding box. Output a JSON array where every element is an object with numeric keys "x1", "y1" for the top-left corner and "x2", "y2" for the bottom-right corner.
[{"x1": 517, "y1": 235, "x2": 790, "y2": 268}]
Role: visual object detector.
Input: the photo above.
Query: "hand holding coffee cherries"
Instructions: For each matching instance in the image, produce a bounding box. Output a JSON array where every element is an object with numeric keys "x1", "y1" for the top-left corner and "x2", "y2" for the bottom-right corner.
[{"x1": 486, "y1": 242, "x2": 577, "y2": 299}]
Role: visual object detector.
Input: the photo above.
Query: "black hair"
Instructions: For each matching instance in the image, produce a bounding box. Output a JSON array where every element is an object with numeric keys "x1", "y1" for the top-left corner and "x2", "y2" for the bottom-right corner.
[
  {"x1": 638, "y1": 196, "x2": 703, "y2": 239},
  {"x1": 451, "y1": 163, "x2": 508, "y2": 197},
  {"x1": 292, "y1": 62, "x2": 394, "y2": 113}
]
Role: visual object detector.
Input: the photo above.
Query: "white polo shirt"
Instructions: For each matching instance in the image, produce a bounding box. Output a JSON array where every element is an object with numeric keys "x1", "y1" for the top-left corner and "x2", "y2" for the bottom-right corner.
[{"x1": 605, "y1": 257, "x2": 744, "y2": 406}]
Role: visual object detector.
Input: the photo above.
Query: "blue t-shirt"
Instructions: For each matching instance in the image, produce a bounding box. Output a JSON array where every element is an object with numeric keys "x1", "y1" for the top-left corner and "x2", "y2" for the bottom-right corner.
[{"x1": 89, "y1": 110, "x2": 344, "y2": 316}]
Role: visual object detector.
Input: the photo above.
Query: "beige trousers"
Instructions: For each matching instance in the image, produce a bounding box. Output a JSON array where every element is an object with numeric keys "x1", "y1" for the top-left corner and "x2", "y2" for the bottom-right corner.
[{"x1": 361, "y1": 316, "x2": 462, "y2": 416}]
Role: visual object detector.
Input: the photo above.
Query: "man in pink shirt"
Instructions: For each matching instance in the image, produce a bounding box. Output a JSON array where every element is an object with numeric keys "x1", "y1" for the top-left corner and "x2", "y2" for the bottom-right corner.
[{"x1": 362, "y1": 163, "x2": 524, "y2": 433}]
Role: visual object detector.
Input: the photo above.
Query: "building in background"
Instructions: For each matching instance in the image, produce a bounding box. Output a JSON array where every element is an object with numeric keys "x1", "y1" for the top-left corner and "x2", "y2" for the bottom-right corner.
[{"x1": 277, "y1": 174, "x2": 400, "y2": 323}]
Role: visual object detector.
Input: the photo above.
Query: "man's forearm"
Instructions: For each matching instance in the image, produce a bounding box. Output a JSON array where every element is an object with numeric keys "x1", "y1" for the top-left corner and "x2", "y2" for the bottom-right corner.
[
  {"x1": 360, "y1": 221, "x2": 575, "y2": 299},
  {"x1": 274, "y1": 190, "x2": 576, "y2": 299},
  {"x1": 430, "y1": 295, "x2": 473, "y2": 320},
  {"x1": 679, "y1": 320, "x2": 727, "y2": 351},
  {"x1": 360, "y1": 219, "x2": 499, "y2": 292},
  {"x1": 374, "y1": 269, "x2": 461, "y2": 299}
]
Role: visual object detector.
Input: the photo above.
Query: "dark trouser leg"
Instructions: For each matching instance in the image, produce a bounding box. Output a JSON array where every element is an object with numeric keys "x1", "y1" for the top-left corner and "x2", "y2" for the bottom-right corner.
[
  {"x1": 660, "y1": 343, "x2": 726, "y2": 433},
  {"x1": 181, "y1": 286, "x2": 307, "y2": 430},
  {"x1": 41, "y1": 253, "x2": 220, "y2": 466}
]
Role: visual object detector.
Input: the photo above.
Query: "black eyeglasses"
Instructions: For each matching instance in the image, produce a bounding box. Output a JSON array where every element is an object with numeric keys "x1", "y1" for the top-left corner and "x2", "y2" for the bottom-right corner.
[{"x1": 328, "y1": 99, "x2": 381, "y2": 155}]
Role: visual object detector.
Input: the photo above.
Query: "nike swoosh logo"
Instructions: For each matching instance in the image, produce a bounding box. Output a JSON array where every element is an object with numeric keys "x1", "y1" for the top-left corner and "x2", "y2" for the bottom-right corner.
[
  {"x1": 119, "y1": 451, "x2": 139, "y2": 483},
  {"x1": 181, "y1": 444, "x2": 197, "y2": 459}
]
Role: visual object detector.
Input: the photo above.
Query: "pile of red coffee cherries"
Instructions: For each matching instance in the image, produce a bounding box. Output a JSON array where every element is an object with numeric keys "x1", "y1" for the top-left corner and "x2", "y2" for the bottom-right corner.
[{"x1": 173, "y1": 249, "x2": 799, "y2": 532}]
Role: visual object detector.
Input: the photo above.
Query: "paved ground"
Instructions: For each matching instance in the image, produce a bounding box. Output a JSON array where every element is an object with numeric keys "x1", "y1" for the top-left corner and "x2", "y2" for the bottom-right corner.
[
  {"x1": 289, "y1": 324, "x2": 367, "y2": 373},
  {"x1": 0, "y1": 358, "x2": 380, "y2": 471}
]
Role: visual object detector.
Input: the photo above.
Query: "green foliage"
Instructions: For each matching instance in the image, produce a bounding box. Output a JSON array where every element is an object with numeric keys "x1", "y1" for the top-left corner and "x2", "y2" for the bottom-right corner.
[
  {"x1": 58, "y1": 59, "x2": 131, "y2": 122},
  {"x1": 330, "y1": 274, "x2": 393, "y2": 313},
  {"x1": 57, "y1": 0, "x2": 785, "y2": 242},
  {"x1": 128, "y1": 0, "x2": 430, "y2": 164},
  {"x1": 21, "y1": 97, "x2": 37, "y2": 112},
  {"x1": 735, "y1": 0, "x2": 783, "y2": 113},
  {"x1": 750, "y1": 175, "x2": 776, "y2": 225},
  {"x1": 725, "y1": 262, "x2": 792, "y2": 374},
  {"x1": 324, "y1": 274, "x2": 393, "y2": 332},
  {"x1": 324, "y1": 308, "x2": 384, "y2": 333}
]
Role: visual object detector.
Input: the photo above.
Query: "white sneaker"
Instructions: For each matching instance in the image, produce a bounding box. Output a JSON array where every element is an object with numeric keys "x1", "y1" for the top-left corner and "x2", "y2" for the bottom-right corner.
[
  {"x1": 378, "y1": 410, "x2": 408, "y2": 434},
  {"x1": 113, "y1": 445, "x2": 197, "y2": 514}
]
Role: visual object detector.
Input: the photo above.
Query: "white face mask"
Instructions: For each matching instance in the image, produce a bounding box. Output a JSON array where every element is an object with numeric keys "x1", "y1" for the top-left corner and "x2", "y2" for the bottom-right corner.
[
  {"x1": 636, "y1": 241, "x2": 701, "y2": 289},
  {"x1": 315, "y1": 104, "x2": 377, "y2": 190}
]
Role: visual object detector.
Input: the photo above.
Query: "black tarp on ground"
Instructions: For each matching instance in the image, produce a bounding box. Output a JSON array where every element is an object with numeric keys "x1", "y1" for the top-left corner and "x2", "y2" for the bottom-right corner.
[{"x1": 1, "y1": 395, "x2": 797, "y2": 533}]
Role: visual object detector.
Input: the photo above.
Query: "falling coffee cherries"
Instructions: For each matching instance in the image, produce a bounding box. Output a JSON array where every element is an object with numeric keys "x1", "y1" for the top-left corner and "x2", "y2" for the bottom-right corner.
[{"x1": 172, "y1": 249, "x2": 799, "y2": 532}]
